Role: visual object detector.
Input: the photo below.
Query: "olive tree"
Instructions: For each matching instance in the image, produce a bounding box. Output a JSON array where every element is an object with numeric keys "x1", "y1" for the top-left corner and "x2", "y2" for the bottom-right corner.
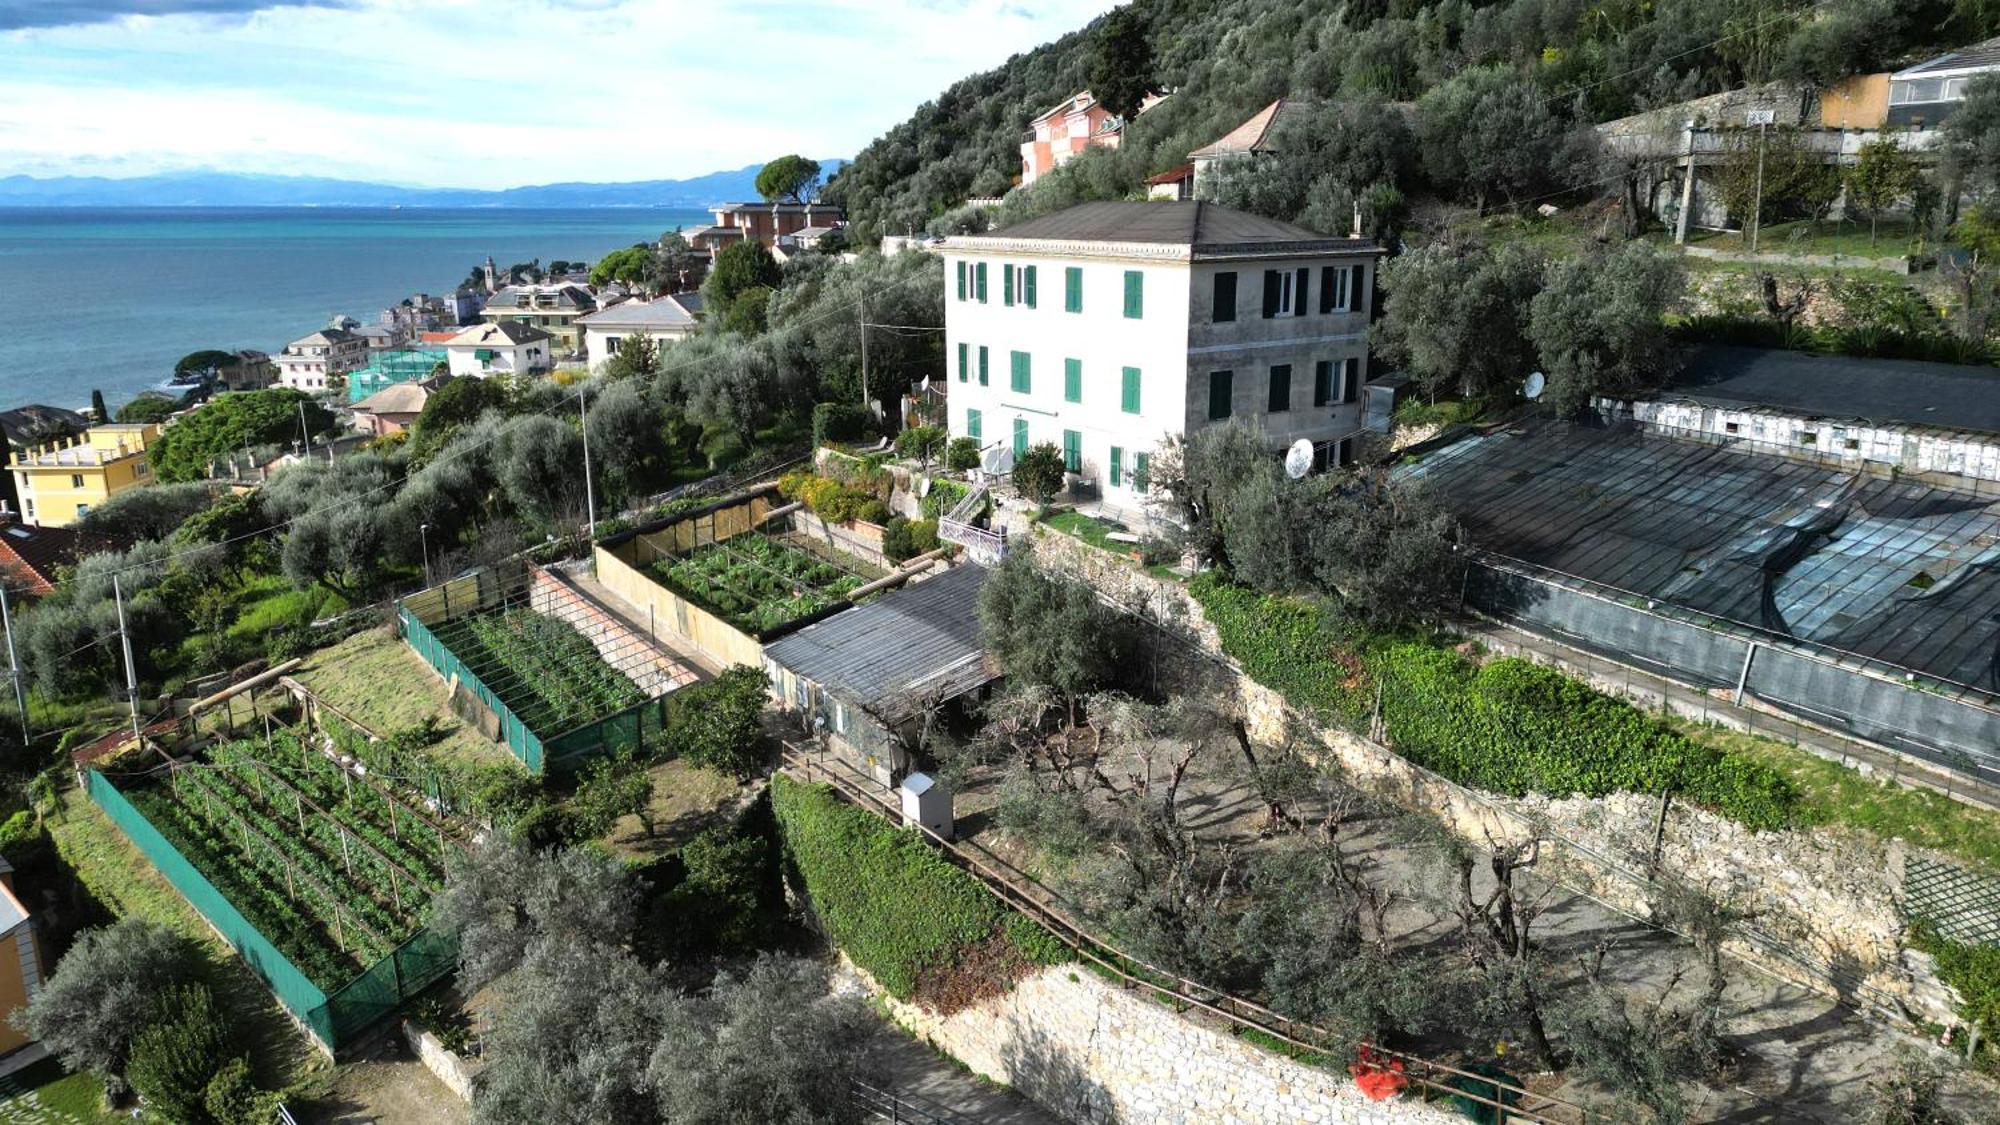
[
  {"x1": 1528, "y1": 243, "x2": 1686, "y2": 416},
  {"x1": 432, "y1": 838, "x2": 642, "y2": 990},
  {"x1": 18, "y1": 919, "x2": 202, "y2": 1088},
  {"x1": 1377, "y1": 241, "x2": 1545, "y2": 402}
]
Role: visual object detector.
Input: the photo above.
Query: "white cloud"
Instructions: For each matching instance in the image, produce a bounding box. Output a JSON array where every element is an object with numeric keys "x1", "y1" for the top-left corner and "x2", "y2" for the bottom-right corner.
[{"x1": 0, "y1": 0, "x2": 1118, "y2": 186}]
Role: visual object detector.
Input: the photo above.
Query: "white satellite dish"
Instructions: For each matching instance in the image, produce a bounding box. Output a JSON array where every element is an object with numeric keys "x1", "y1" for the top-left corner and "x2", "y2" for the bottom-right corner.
[
  {"x1": 1284, "y1": 438, "x2": 1314, "y2": 479},
  {"x1": 919, "y1": 375, "x2": 931, "y2": 393},
  {"x1": 982, "y1": 444, "x2": 1015, "y2": 476},
  {"x1": 1523, "y1": 371, "x2": 1547, "y2": 401}
]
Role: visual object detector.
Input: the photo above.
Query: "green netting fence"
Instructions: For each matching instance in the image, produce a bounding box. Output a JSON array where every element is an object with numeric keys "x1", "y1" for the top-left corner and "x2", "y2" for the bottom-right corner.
[
  {"x1": 85, "y1": 769, "x2": 455, "y2": 1053},
  {"x1": 400, "y1": 604, "x2": 549, "y2": 771}
]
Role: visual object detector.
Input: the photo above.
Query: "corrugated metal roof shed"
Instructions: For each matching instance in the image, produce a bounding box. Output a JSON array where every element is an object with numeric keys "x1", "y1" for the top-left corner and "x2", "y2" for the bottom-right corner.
[
  {"x1": 1405, "y1": 419, "x2": 2000, "y2": 689},
  {"x1": 764, "y1": 564, "x2": 995, "y2": 724},
  {"x1": 1674, "y1": 346, "x2": 2000, "y2": 436}
]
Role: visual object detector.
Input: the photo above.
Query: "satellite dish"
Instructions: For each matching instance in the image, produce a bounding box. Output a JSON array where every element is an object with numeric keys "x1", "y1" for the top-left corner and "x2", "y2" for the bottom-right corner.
[
  {"x1": 982, "y1": 444, "x2": 1015, "y2": 476},
  {"x1": 1284, "y1": 439, "x2": 1314, "y2": 479},
  {"x1": 919, "y1": 375, "x2": 931, "y2": 393},
  {"x1": 1523, "y1": 371, "x2": 1546, "y2": 401}
]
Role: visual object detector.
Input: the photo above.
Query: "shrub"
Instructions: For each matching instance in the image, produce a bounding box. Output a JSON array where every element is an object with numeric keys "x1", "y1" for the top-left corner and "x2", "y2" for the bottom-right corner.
[
  {"x1": 1013, "y1": 441, "x2": 1067, "y2": 508},
  {"x1": 921, "y1": 478, "x2": 968, "y2": 520},
  {"x1": 895, "y1": 425, "x2": 947, "y2": 464},
  {"x1": 127, "y1": 983, "x2": 234, "y2": 1123},
  {"x1": 1911, "y1": 923, "x2": 2000, "y2": 1053},
  {"x1": 855, "y1": 499, "x2": 893, "y2": 525},
  {"x1": 946, "y1": 437, "x2": 980, "y2": 472},
  {"x1": 656, "y1": 821, "x2": 775, "y2": 958},
  {"x1": 21, "y1": 919, "x2": 202, "y2": 1085},
  {"x1": 1188, "y1": 575, "x2": 1803, "y2": 831},
  {"x1": 812, "y1": 402, "x2": 876, "y2": 447},
  {"x1": 665, "y1": 666, "x2": 768, "y2": 778},
  {"x1": 769, "y1": 775, "x2": 1066, "y2": 1008},
  {"x1": 204, "y1": 1056, "x2": 279, "y2": 1125},
  {"x1": 882, "y1": 517, "x2": 941, "y2": 563}
]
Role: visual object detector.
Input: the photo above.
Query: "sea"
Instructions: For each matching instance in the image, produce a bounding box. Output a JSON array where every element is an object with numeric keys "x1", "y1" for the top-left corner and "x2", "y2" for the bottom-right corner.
[{"x1": 0, "y1": 207, "x2": 712, "y2": 411}]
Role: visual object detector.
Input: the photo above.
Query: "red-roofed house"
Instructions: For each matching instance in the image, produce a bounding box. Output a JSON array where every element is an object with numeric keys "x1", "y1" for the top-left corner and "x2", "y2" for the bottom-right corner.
[
  {"x1": 0, "y1": 521, "x2": 118, "y2": 596},
  {"x1": 1147, "y1": 164, "x2": 1195, "y2": 201}
]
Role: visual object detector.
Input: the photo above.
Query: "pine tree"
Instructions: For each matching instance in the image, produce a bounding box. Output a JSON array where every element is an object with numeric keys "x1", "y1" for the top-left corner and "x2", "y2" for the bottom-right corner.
[{"x1": 90, "y1": 388, "x2": 107, "y2": 423}]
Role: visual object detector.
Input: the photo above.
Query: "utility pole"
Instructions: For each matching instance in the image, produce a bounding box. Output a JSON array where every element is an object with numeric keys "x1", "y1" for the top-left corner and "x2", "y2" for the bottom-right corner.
[
  {"x1": 298, "y1": 400, "x2": 313, "y2": 459},
  {"x1": 858, "y1": 294, "x2": 871, "y2": 415},
  {"x1": 0, "y1": 584, "x2": 27, "y2": 747},
  {"x1": 113, "y1": 574, "x2": 141, "y2": 745},
  {"x1": 1749, "y1": 118, "x2": 1769, "y2": 253},
  {"x1": 579, "y1": 389, "x2": 598, "y2": 541}
]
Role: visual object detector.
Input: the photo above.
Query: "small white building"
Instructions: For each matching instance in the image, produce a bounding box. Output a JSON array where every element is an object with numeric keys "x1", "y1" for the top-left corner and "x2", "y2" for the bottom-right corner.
[
  {"x1": 275, "y1": 328, "x2": 367, "y2": 394},
  {"x1": 443, "y1": 321, "x2": 554, "y2": 379},
  {"x1": 944, "y1": 201, "x2": 1382, "y2": 514},
  {"x1": 575, "y1": 294, "x2": 704, "y2": 370}
]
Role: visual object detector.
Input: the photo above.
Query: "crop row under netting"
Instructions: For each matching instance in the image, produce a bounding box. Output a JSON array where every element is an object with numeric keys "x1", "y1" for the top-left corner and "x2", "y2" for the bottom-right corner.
[
  {"x1": 649, "y1": 530, "x2": 870, "y2": 634},
  {"x1": 119, "y1": 725, "x2": 474, "y2": 990},
  {"x1": 425, "y1": 605, "x2": 647, "y2": 736}
]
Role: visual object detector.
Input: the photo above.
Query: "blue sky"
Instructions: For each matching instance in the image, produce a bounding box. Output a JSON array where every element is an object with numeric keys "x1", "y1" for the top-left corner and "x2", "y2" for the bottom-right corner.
[{"x1": 0, "y1": 0, "x2": 1117, "y2": 188}]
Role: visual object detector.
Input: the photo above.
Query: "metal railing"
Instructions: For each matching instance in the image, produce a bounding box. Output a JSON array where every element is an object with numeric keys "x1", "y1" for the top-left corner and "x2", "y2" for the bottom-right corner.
[
  {"x1": 777, "y1": 742, "x2": 1588, "y2": 1125},
  {"x1": 851, "y1": 1079, "x2": 964, "y2": 1124}
]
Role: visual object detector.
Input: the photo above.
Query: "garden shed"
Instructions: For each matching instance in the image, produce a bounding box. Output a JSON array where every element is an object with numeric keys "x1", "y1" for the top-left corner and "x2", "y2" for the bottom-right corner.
[{"x1": 763, "y1": 563, "x2": 996, "y2": 785}]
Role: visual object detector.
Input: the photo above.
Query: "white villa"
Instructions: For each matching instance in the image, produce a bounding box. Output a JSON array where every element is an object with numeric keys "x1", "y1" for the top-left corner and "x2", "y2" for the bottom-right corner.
[
  {"x1": 576, "y1": 293, "x2": 704, "y2": 370},
  {"x1": 443, "y1": 321, "x2": 554, "y2": 379},
  {"x1": 942, "y1": 201, "x2": 1381, "y2": 514},
  {"x1": 275, "y1": 328, "x2": 367, "y2": 393}
]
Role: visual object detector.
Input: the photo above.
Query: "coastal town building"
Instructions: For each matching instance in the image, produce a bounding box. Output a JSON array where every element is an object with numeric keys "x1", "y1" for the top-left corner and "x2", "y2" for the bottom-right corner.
[
  {"x1": 0, "y1": 520, "x2": 118, "y2": 595},
  {"x1": 0, "y1": 859, "x2": 45, "y2": 1059},
  {"x1": 1019, "y1": 90, "x2": 1167, "y2": 187},
  {"x1": 445, "y1": 321, "x2": 554, "y2": 379},
  {"x1": 706, "y1": 202, "x2": 845, "y2": 247},
  {"x1": 275, "y1": 328, "x2": 366, "y2": 394},
  {"x1": 218, "y1": 350, "x2": 274, "y2": 391},
  {"x1": 943, "y1": 201, "x2": 1381, "y2": 517},
  {"x1": 1188, "y1": 99, "x2": 1318, "y2": 195},
  {"x1": 576, "y1": 294, "x2": 704, "y2": 370},
  {"x1": 352, "y1": 374, "x2": 452, "y2": 438},
  {"x1": 352, "y1": 324, "x2": 406, "y2": 352},
  {"x1": 478, "y1": 283, "x2": 599, "y2": 351},
  {"x1": 9, "y1": 422, "x2": 159, "y2": 528}
]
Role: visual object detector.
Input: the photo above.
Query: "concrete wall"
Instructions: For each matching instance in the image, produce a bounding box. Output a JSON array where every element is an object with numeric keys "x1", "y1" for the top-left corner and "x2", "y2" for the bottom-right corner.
[
  {"x1": 844, "y1": 958, "x2": 1462, "y2": 1125},
  {"x1": 594, "y1": 540, "x2": 766, "y2": 670},
  {"x1": 1620, "y1": 397, "x2": 2000, "y2": 490}
]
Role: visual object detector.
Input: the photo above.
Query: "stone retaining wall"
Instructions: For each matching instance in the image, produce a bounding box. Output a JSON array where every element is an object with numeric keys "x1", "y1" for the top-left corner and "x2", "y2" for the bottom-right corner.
[
  {"x1": 1026, "y1": 531, "x2": 1964, "y2": 1031},
  {"x1": 840, "y1": 959, "x2": 1462, "y2": 1125},
  {"x1": 402, "y1": 1019, "x2": 481, "y2": 1102}
]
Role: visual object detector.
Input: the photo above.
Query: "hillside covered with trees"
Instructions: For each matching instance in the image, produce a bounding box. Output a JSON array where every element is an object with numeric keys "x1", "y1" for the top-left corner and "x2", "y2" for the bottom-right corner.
[{"x1": 828, "y1": 0, "x2": 2000, "y2": 238}]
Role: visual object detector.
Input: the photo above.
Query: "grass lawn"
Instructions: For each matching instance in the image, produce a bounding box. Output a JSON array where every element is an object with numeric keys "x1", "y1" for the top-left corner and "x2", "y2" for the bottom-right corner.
[
  {"x1": 602, "y1": 758, "x2": 744, "y2": 860},
  {"x1": 225, "y1": 576, "x2": 348, "y2": 644},
  {"x1": 1042, "y1": 510, "x2": 1140, "y2": 555},
  {"x1": 1686, "y1": 217, "x2": 1928, "y2": 260},
  {"x1": 45, "y1": 788, "x2": 325, "y2": 1095},
  {"x1": 0, "y1": 1058, "x2": 120, "y2": 1123},
  {"x1": 1678, "y1": 721, "x2": 2000, "y2": 873},
  {"x1": 291, "y1": 626, "x2": 522, "y2": 773}
]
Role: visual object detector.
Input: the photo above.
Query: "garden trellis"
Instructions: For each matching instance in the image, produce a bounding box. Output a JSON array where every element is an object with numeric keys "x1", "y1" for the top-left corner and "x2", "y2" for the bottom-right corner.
[
  {"x1": 399, "y1": 560, "x2": 692, "y2": 771},
  {"x1": 651, "y1": 531, "x2": 867, "y2": 635},
  {"x1": 86, "y1": 717, "x2": 474, "y2": 1052}
]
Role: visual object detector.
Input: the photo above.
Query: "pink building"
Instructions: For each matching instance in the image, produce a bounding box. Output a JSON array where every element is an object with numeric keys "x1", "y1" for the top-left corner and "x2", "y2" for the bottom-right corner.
[{"x1": 1019, "y1": 90, "x2": 1123, "y2": 187}]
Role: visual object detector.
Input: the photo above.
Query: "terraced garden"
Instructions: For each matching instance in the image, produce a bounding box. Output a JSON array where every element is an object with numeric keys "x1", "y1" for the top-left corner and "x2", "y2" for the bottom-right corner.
[
  {"x1": 651, "y1": 533, "x2": 865, "y2": 633},
  {"x1": 428, "y1": 608, "x2": 645, "y2": 736},
  {"x1": 125, "y1": 727, "x2": 468, "y2": 990}
]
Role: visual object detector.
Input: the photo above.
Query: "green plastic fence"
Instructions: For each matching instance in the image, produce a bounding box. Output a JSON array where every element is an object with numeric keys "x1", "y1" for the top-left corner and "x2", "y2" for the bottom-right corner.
[
  {"x1": 400, "y1": 605, "x2": 547, "y2": 771},
  {"x1": 542, "y1": 694, "x2": 670, "y2": 771},
  {"x1": 86, "y1": 769, "x2": 457, "y2": 1053}
]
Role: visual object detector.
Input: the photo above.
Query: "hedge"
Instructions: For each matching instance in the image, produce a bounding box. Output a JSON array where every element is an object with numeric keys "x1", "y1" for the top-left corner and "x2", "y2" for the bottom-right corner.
[
  {"x1": 769, "y1": 775, "x2": 1066, "y2": 1002},
  {"x1": 1190, "y1": 575, "x2": 1803, "y2": 831}
]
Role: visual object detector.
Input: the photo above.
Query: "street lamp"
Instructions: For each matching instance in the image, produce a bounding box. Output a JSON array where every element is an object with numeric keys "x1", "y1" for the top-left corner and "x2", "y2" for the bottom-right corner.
[{"x1": 419, "y1": 522, "x2": 432, "y2": 587}]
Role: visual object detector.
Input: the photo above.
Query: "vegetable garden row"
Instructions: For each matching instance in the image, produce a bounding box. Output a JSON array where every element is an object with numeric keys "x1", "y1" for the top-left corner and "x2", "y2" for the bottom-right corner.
[
  {"x1": 427, "y1": 607, "x2": 644, "y2": 736},
  {"x1": 122, "y1": 727, "x2": 469, "y2": 991},
  {"x1": 650, "y1": 533, "x2": 864, "y2": 634}
]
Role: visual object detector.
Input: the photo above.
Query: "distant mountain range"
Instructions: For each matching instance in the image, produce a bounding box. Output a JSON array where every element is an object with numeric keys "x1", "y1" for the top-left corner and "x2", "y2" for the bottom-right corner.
[{"x1": 0, "y1": 161, "x2": 847, "y2": 209}]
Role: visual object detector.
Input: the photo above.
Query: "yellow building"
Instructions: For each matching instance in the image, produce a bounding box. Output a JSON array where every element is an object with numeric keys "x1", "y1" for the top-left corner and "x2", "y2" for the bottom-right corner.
[
  {"x1": 0, "y1": 858, "x2": 45, "y2": 1059},
  {"x1": 10, "y1": 423, "x2": 160, "y2": 528}
]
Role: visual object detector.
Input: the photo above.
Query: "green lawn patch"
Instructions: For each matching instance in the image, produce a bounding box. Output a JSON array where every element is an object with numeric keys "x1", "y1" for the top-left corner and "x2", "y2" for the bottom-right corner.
[
  {"x1": 770, "y1": 776, "x2": 1066, "y2": 1010},
  {"x1": 292, "y1": 627, "x2": 520, "y2": 773},
  {"x1": 1687, "y1": 217, "x2": 1926, "y2": 260},
  {"x1": 1041, "y1": 510, "x2": 1137, "y2": 555},
  {"x1": 1677, "y1": 722, "x2": 2000, "y2": 874},
  {"x1": 0, "y1": 1057, "x2": 120, "y2": 1123}
]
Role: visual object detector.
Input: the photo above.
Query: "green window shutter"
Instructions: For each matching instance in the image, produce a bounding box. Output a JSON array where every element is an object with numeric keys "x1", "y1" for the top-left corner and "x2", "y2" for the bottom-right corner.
[
  {"x1": 1012, "y1": 418, "x2": 1029, "y2": 459},
  {"x1": 1003, "y1": 264, "x2": 1015, "y2": 307},
  {"x1": 1024, "y1": 265, "x2": 1038, "y2": 309},
  {"x1": 1109, "y1": 446, "x2": 1123, "y2": 487},
  {"x1": 958, "y1": 343, "x2": 969, "y2": 383},
  {"x1": 978, "y1": 346, "x2": 989, "y2": 386},
  {"x1": 1062, "y1": 429, "x2": 1081, "y2": 473},
  {"x1": 976, "y1": 262, "x2": 988, "y2": 303},
  {"x1": 956, "y1": 261, "x2": 967, "y2": 301},
  {"x1": 1120, "y1": 366, "x2": 1141, "y2": 414},
  {"x1": 1314, "y1": 360, "x2": 1332, "y2": 406},
  {"x1": 967, "y1": 408, "x2": 982, "y2": 443},
  {"x1": 1133, "y1": 452, "x2": 1150, "y2": 491},
  {"x1": 1122, "y1": 270, "x2": 1143, "y2": 319},
  {"x1": 1064, "y1": 358, "x2": 1082, "y2": 403},
  {"x1": 1010, "y1": 350, "x2": 1031, "y2": 394},
  {"x1": 1208, "y1": 370, "x2": 1233, "y2": 420},
  {"x1": 1065, "y1": 267, "x2": 1082, "y2": 313},
  {"x1": 1268, "y1": 364, "x2": 1292, "y2": 413}
]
